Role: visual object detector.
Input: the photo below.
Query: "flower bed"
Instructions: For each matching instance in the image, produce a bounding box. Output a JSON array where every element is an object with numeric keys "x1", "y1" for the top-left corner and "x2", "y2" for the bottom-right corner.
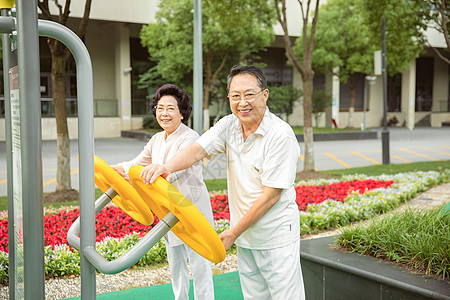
[
  {"x1": 0, "y1": 170, "x2": 448, "y2": 284},
  {"x1": 295, "y1": 179, "x2": 394, "y2": 211}
]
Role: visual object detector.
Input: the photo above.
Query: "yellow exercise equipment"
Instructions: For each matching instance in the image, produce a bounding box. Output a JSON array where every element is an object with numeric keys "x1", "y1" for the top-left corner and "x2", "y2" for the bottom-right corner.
[
  {"x1": 0, "y1": 0, "x2": 14, "y2": 9},
  {"x1": 94, "y1": 155, "x2": 154, "y2": 225},
  {"x1": 128, "y1": 165, "x2": 226, "y2": 263}
]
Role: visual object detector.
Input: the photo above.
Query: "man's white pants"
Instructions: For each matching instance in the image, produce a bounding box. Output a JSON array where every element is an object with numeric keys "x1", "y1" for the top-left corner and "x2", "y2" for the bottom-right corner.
[
  {"x1": 237, "y1": 240, "x2": 305, "y2": 300},
  {"x1": 166, "y1": 243, "x2": 215, "y2": 300}
]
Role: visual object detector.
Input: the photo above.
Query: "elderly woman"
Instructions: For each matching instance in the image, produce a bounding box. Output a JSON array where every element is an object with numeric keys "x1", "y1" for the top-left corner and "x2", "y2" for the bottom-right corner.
[{"x1": 112, "y1": 84, "x2": 215, "y2": 299}]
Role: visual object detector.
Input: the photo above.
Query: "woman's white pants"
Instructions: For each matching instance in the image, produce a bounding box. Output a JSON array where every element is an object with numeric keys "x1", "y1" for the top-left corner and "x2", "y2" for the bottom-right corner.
[{"x1": 166, "y1": 243, "x2": 215, "y2": 300}]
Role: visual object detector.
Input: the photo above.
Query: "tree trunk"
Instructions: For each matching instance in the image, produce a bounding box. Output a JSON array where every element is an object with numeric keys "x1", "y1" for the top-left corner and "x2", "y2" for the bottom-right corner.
[
  {"x1": 302, "y1": 69, "x2": 315, "y2": 171},
  {"x1": 347, "y1": 74, "x2": 356, "y2": 128},
  {"x1": 38, "y1": 0, "x2": 92, "y2": 194},
  {"x1": 203, "y1": 75, "x2": 211, "y2": 131},
  {"x1": 203, "y1": 49, "x2": 228, "y2": 131},
  {"x1": 274, "y1": 0, "x2": 320, "y2": 172},
  {"x1": 51, "y1": 48, "x2": 71, "y2": 191}
]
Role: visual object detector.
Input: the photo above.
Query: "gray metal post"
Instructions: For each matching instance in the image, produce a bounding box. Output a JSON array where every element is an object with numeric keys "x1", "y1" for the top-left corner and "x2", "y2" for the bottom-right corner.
[
  {"x1": 66, "y1": 188, "x2": 179, "y2": 274},
  {"x1": 0, "y1": 13, "x2": 95, "y2": 299},
  {"x1": 381, "y1": 18, "x2": 390, "y2": 164},
  {"x1": 16, "y1": 1, "x2": 45, "y2": 298},
  {"x1": 362, "y1": 80, "x2": 367, "y2": 131},
  {"x1": 193, "y1": 0, "x2": 203, "y2": 134},
  {"x1": 1, "y1": 7, "x2": 17, "y2": 300},
  {"x1": 37, "y1": 20, "x2": 96, "y2": 299}
]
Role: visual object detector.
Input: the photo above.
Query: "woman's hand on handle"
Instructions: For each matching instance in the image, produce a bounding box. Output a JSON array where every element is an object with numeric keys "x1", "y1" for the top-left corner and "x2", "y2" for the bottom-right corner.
[
  {"x1": 111, "y1": 164, "x2": 126, "y2": 178},
  {"x1": 140, "y1": 164, "x2": 173, "y2": 184},
  {"x1": 140, "y1": 142, "x2": 208, "y2": 184}
]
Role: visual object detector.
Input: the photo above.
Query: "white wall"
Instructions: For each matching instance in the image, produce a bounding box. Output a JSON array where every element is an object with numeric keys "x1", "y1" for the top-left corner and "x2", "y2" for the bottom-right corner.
[
  {"x1": 45, "y1": 0, "x2": 158, "y2": 25},
  {"x1": 425, "y1": 26, "x2": 447, "y2": 48},
  {"x1": 287, "y1": 69, "x2": 304, "y2": 126},
  {"x1": 41, "y1": 117, "x2": 121, "y2": 140},
  {"x1": 85, "y1": 21, "x2": 117, "y2": 101}
]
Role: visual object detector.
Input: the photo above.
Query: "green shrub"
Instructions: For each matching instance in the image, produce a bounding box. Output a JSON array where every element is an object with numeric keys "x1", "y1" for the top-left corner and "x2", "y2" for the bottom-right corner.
[
  {"x1": 0, "y1": 251, "x2": 8, "y2": 285},
  {"x1": 142, "y1": 115, "x2": 159, "y2": 129},
  {"x1": 336, "y1": 205, "x2": 450, "y2": 279},
  {"x1": 44, "y1": 245, "x2": 81, "y2": 277}
]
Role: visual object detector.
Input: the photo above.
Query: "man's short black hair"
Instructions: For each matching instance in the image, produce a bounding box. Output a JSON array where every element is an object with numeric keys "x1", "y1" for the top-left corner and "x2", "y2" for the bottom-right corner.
[{"x1": 227, "y1": 65, "x2": 267, "y2": 91}]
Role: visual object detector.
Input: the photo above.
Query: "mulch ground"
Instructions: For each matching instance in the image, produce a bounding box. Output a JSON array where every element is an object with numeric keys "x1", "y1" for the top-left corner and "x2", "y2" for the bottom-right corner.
[
  {"x1": 296, "y1": 170, "x2": 338, "y2": 181},
  {"x1": 43, "y1": 189, "x2": 79, "y2": 203}
]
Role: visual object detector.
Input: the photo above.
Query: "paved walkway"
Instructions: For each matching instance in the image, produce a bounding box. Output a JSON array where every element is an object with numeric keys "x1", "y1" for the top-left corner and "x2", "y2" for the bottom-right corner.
[{"x1": 406, "y1": 181, "x2": 450, "y2": 210}]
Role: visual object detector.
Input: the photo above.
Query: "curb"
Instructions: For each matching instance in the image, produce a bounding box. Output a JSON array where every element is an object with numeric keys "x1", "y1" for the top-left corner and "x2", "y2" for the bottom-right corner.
[
  {"x1": 121, "y1": 130, "x2": 155, "y2": 140},
  {"x1": 295, "y1": 130, "x2": 378, "y2": 142},
  {"x1": 121, "y1": 130, "x2": 378, "y2": 142}
]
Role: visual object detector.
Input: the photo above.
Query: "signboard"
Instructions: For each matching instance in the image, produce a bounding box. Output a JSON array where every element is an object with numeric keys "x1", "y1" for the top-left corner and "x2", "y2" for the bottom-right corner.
[{"x1": 9, "y1": 65, "x2": 24, "y2": 299}]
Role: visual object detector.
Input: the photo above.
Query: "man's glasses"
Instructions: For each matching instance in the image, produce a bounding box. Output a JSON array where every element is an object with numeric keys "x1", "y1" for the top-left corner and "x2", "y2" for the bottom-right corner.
[{"x1": 228, "y1": 89, "x2": 264, "y2": 102}]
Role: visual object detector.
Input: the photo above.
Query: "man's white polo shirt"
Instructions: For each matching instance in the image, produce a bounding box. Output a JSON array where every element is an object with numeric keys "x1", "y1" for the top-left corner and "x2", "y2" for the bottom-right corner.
[{"x1": 196, "y1": 107, "x2": 300, "y2": 250}]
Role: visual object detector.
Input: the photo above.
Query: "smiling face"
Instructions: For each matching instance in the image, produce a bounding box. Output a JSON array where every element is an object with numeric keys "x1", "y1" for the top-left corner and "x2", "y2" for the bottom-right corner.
[
  {"x1": 228, "y1": 73, "x2": 268, "y2": 130},
  {"x1": 155, "y1": 95, "x2": 183, "y2": 136}
]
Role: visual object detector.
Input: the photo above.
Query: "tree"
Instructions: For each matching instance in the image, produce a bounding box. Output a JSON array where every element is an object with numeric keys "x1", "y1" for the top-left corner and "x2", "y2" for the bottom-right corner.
[
  {"x1": 312, "y1": 88, "x2": 332, "y2": 127},
  {"x1": 38, "y1": 1, "x2": 92, "y2": 192},
  {"x1": 416, "y1": 0, "x2": 450, "y2": 64},
  {"x1": 267, "y1": 84, "x2": 302, "y2": 118},
  {"x1": 140, "y1": 0, "x2": 275, "y2": 130},
  {"x1": 310, "y1": 0, "x2": 375, "y2": 128},
  {"x1": 361, "y1": 0, "x2": 427, "y2": 75},
  {"x1": 274, "y1": 0, "x2": 320, "y2": 172}
]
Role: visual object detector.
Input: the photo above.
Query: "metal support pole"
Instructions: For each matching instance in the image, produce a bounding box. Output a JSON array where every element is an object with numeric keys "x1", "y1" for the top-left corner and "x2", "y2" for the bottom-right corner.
[
  {"x1": 362, "y1": 80, "x2": 367, "y2": 131},
  {"x1": 38, "y1": 20, "x2": 96, "y2": 299},
  {"x1": 1, "y1": 7, "x2": 17, "y2": 300},
  {"x1": 16, "y1": 1, "x2": 45, "y2": 298},
  {"x1": 0, "y1": 13, "x2": 95, "y2": 299},
  {"x1": 193, "y1": 0, "x2": 203, "y2": 134},
  {"x1": 381, "y1": 18, "x2": 390, "y2": 165}
]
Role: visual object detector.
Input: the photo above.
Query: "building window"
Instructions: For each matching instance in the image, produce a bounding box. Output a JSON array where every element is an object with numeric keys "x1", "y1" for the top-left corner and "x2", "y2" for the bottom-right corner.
[
  {"x1": 415, "y1": 57, "x2": 434, "y2": 112},
  {"x1": 446, "y1": 64, "x2": 450, "y2": 112},
  {"x1": 259, "y1": 47, "x2": 293, "y2": 86},
  {"x1": 130, "y1": 38, "x2": 154, "y2": 116},
  {"x1": 387, "y1": 73, "x2": 402, "y2": 112},
  {"x1": 339, "y1": 73, "x2": 365, "y2": 111},
  {"x1": 39, "y1": 38, "x2": 79, "y2": 118}
]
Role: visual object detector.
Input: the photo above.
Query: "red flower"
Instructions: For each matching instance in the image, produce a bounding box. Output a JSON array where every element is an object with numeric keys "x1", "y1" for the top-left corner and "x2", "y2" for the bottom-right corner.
[{"x1": 0, "y1": 179, "x2": 394, "y2": 251}]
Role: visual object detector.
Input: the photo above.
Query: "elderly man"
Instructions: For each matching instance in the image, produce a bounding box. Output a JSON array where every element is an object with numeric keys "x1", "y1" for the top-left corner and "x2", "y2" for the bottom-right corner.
[{"x1": 141, "y1": 65, "x2": 305, "y2": 299}]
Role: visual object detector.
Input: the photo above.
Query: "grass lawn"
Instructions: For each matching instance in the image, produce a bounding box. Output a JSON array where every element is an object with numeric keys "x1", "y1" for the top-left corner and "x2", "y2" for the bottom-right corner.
[
  {"x1": 322, "y1": 160, "x2": 450, "y2": 177},
  {"x1": 291, "y1": 126, "x2": 363, "y2": 134},
  {"x1": 337, "y1": 204, "x2": 450, "y2": 279}
]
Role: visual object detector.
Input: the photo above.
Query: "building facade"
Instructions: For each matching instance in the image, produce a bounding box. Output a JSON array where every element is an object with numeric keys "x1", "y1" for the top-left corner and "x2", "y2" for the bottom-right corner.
[{"x1": 0, "y1": 0, "x2": 448, "y2": 141}]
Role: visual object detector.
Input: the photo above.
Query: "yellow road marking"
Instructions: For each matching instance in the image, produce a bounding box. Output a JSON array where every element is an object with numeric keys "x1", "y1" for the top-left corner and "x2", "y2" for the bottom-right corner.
[
  {"x1": 326, "y1": 153, "x2": 351, "y2": 168},
  {"x1": 376, "y1": 150, "x2": 411, "y2": 162},
  {"x1": 422, "y1": 147, "x2": 450, "y2": 156},
  {"x1": 43, "y1": 168, "x2": 79, "y2": 187},
  {"x1": 400, "y1": 148, "x2": 439, "y2": 161},
  {"x1": 352, "y1": 151, "x2": 380, "y2": 165}
]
